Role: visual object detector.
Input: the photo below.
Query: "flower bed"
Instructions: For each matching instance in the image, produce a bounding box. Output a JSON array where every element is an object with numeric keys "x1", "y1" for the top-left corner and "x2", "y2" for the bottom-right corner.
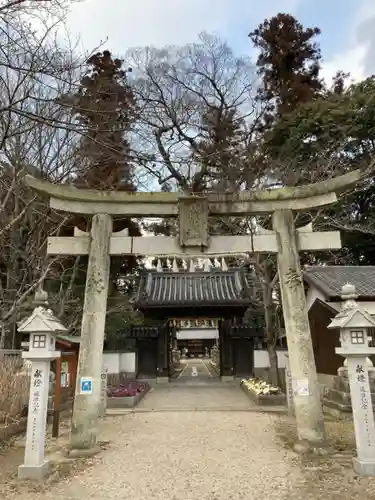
[
  {"x1": 240, "y1": 377, "x2": 286, "y2": 406},
  {"x1": 107, "y1": 381, "x2": 150, "y2": 409}
]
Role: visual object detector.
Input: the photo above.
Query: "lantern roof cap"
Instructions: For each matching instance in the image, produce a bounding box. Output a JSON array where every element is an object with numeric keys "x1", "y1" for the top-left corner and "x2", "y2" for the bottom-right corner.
[
  {"x1": 17, "y1": 306, "x2": 67, "y2": 334},
  {"x1": 328, "y1": 304, "x2": 375, "y2": 330}
]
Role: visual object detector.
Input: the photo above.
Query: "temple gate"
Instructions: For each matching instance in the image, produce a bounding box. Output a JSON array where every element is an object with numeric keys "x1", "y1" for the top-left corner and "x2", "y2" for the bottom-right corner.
[{"x1": 131, "y1": 265, "x2": 262, "y2": 380}]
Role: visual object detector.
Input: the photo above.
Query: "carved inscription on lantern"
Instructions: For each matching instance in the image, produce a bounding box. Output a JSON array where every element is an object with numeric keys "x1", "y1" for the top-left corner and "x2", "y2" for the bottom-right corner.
[
  {"x1": 355, "y1": 363, "x2": 374, "y2": 449},
  {"x1": 178, "y1": 197, "x2": 208, "y2": 248},
  {"x1": 30, "y1": 368, "x2": 43, "y2": 452}
]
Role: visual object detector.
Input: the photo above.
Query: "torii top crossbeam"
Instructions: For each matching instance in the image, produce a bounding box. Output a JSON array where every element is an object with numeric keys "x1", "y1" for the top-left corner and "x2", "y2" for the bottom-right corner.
[{"x1": 25, "y1": 170, "x2": 362, "y2": 216}]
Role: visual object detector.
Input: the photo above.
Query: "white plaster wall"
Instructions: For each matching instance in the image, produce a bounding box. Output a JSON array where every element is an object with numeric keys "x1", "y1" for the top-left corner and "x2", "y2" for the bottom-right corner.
[
  {"x1": 103, "y1": 352, "x2": 136, "y2": 374},
  {"x1": 305, "y1": 285, "x2": 327, "y2": 312},
  {"x1": 120, "y1": 352, "x2": 136, "y2": 372},
  {"x1": 254, "y1": 350, "x2": 287, "y2": 369},
  {"x1": 103, "y1": 353, "x2": 120, "y2": 374}
]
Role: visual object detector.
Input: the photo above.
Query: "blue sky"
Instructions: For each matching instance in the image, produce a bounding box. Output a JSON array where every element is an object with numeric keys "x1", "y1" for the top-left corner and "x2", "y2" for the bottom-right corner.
[
  {"x1": 66, "y1": 0, "x2": 375, "y2": 84},
  {"x1": 213, "y1": 0, "x2": 357, "y2": 60}
]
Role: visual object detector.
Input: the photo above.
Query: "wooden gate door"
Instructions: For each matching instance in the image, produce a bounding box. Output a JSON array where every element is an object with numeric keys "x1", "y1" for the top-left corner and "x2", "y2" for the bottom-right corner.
[
  {"x1": 219, "y1": 319, "x2": 233, "y2": 377},
  {"x1": 137, "y1": 338, "x2": 157, "y2": 378},
  {"x1": 232, "y1": 338, "x2": 254, "y2": 378}
]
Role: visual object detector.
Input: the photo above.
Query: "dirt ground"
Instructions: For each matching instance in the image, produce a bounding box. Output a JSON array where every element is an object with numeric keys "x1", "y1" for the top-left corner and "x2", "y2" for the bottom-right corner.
[
  {"x1": 0, "y1": 418, "x2": 105, "y2": 498},
  {"x1": 275, "y1": 414, "x2": 375, "y2": 500},
  {"x1": 0, "y1": 411, "x2": 374, "y2": 500}
]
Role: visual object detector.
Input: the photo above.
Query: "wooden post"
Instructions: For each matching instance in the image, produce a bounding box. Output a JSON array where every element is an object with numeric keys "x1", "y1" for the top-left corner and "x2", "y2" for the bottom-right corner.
[
  {"x1": 71, "y1": 352, "x2": 78, "y2": 396},
  {"x1": 53, "y1": 357, "x2": 62, "y2": 438},
  {"x1": 157, "y1": 326, "x2": 169, "y2": 382},
  {"x1": 220, "y1": 320, "x2": 234, "y2": 381}
]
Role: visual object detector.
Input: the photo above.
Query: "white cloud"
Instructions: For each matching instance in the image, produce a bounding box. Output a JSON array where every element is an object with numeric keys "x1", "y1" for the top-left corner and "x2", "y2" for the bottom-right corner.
[
  {"x1": 321, "y1": 0, "x2": 375, "y2": 85},
  {"x1": 321, "y1": 45, "x2": 368, "y2": 85},
  {"x1": 65, "y1": 0, "x2": 300, "y2": 54}
]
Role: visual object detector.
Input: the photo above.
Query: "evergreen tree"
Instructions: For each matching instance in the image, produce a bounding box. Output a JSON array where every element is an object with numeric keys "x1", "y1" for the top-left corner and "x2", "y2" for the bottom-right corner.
[
  {"x1": 249, "y1": 13, "x2": 323, "y2": 131},
  {"x1": 246, "y1": 14, "x2": 325, "y2": 385},
  {"x1": 56, "y1": 51, "x2": 141, "y2": 335},
  {"x1": 71, "y1": 50, "x2": 137, "y2": 191},
  {"x1": 194, "y1": 106, "x2": 244, "y2": 191}
]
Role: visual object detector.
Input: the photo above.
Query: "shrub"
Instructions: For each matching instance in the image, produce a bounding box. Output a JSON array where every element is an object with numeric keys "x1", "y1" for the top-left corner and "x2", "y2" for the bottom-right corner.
[
  {"x1": 107, "y1": 380, "x2": 150, "y2": 398},
  {"x1": 0, "y1": 357, "x2": 29, "y2": 424},
  {"x1": 241, "y1": 377, "x2": 282, "y2": 395}
]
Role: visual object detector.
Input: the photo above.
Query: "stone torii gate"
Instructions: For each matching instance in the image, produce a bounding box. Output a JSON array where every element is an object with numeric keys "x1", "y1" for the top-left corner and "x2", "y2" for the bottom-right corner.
[{"x1": 26, "y1": 169, "x2": 361, "y2": 453}]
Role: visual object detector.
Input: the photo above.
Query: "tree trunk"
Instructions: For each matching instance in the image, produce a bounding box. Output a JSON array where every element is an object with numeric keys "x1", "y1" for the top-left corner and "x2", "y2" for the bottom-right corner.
[
  {"x1": 0, "y1": 323, "x2": 5, "y2": 349},
  {"x1": 267, "y1": 341, "x2": 279, "y2": 387},
  {"x1": 261, "y1": 261, "x2": 280, "y2": 387}
]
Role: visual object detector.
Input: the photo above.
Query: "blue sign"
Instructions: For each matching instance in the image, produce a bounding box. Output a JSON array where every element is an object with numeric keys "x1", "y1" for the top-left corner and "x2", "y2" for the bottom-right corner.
[{"x1": 80, "y1": 377, "x2": 93, "y2": 395}]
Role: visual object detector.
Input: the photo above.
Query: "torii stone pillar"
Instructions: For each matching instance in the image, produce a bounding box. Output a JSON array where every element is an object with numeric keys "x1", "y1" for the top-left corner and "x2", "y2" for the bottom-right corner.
[
  {"x1": 70, "y1": 214, "x2": 112, "y2": 453},
  {"x1": 273, "y1": 210, "x2": 324, "y2": 443}
]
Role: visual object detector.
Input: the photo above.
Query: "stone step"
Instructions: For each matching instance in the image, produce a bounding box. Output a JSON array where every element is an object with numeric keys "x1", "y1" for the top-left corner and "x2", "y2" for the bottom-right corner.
[
  {"x1": 323, "y1": 397, "x2": 352, "y2": 413},
  {"x1": 326, "y1": 388, "x2": 375, "y2": 406},
  {"x1": 323, "y1": 396, "x2": 375, "y2": 415},
  {"x1": 325, "y1": 388, "x2": 352, "y2": 405},
  {"x1": 333, "y1": 373, "x2": 375, "y2": 392}
]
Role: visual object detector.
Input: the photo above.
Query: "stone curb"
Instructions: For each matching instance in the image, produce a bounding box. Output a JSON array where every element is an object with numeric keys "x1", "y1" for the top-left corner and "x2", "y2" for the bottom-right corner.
[
  {"x1": 240, "y1": 383, "x2": 287, "y2": 406},
  {"x1": 106, "y1": 407, "x2": 287, "y2": 414}
]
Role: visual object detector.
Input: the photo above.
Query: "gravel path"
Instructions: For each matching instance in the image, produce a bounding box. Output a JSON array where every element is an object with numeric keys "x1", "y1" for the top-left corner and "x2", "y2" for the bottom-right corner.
[
  {"x1": 5, "y1": 386, "x2": 375, "y2": 500},
  {"x1": 17, "y1": 412, "x2": 299, "y2": 500}
]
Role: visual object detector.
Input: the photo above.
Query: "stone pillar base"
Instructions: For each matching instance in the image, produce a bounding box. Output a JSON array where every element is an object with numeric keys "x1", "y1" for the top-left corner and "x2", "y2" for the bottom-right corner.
[
  {"x1": 156, "y1": 376, "x2": 169, "y2": 384},
  {"x1": 353, "y1": 457, "x2": 375, "y2": 476},
  {"x1": 221, "y1": 375, "x2": 235, "y2": 382},
  {"x1": 18, "y1": 460, "x2": 50, "y2": 480}
]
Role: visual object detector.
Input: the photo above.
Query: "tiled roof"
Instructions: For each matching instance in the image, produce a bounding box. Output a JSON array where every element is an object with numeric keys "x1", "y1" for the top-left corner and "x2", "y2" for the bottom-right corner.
[
  {"x1": 134, "y1": 269, "x2": 253, "y2": 308},
  {"x1": 57, "y1": 335, "x2": 81, "y2": 344},
  {"x1": 303, "y1": 266, "x2": 375, "y2": 299}
]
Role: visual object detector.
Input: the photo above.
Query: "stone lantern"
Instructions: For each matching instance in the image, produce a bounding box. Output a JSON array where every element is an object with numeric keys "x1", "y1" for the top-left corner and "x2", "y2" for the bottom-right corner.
[
  {"x1": 17, "y1": 305, "x2": 67, "y2": 480},
  {"x1": 328, "y1": 283, "x2": 375, "y2": 476}
]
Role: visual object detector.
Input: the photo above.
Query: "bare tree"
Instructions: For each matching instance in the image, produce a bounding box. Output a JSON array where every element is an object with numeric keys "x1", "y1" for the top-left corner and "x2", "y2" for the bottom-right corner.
[
  {"x1": 0, "y1": 0, "x2": 85, "y2": 346},
  {"x1": 127, "y1": 32, "x2": 262, "y2": 192},
  {"x1": 0, "y1": 96, "x2": 80, "y2": 346},
  {"x1": 126, "y1": 35, "x2": 283, "y2": 380}
]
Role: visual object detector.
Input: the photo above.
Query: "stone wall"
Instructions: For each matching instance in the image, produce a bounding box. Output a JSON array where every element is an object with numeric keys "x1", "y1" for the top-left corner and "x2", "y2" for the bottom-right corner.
[{"x1": 323, "y1": 369, "x2": 375, "y2": 417}]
